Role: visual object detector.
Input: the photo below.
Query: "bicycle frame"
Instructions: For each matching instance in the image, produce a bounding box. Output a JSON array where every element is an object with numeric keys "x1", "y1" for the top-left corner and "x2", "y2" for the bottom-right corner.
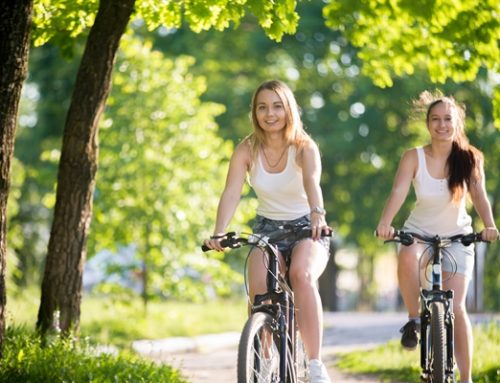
[
  {"x1": 252, "y1": 242, "x2": 296, "y2": 381},
  {"x1": 418, "y1": 236, "x2": 455, "y2": 383},
  {"x1": 385, "y1": 230, "x2": 481, "y2": 383},
  {"x1": 203, "y1": 224, "x2": 330, "y2": 382}
]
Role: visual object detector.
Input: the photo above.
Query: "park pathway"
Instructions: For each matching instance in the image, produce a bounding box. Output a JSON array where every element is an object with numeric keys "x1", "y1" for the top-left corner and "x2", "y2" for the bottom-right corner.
[
  {"x1": 134, "y1": 311, "x2": 407, "y2": 382},
  {"x1": 133, "y1": 311, "x2": 499, "y2": 383}
]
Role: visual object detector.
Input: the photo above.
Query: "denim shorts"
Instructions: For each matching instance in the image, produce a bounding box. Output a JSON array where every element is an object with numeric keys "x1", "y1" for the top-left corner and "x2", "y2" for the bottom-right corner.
[{"x1": 252, "y1": 215, "x2": 330, "y2": 263}]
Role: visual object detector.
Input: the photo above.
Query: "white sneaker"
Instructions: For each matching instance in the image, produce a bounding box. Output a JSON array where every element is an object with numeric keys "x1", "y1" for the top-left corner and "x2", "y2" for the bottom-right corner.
[{"x1": 309, "y1": 359, "x2": 331, "y2": 383}]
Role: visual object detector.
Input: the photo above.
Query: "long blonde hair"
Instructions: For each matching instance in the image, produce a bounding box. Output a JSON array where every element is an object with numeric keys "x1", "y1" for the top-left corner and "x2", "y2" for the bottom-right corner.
[{"x1": 247, "y1": 80, "x2": 310, "y2": 158}]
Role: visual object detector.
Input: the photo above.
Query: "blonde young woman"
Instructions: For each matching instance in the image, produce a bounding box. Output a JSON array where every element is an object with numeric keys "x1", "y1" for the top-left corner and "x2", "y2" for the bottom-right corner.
[
  {"x1": 204, "y1": 80, "x2": 332, "y2": 382},
  {"x1": 376, "y1": 91, "x2": 498, "y2": 383}
]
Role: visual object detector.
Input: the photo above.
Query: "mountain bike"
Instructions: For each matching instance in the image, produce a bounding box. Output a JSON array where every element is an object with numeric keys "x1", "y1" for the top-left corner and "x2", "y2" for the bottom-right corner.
[
  {"x1": 202, "y1": 223, "x2": 331, "y2": 383},
  {"x1": 385, "y1": 230, "x2": 482, "y2": 383}
]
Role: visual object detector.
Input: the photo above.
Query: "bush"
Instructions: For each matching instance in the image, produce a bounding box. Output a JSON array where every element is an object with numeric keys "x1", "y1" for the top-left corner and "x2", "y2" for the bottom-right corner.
[{"x1": 0, "y1": 326, "x2": 187, "y2": 383}]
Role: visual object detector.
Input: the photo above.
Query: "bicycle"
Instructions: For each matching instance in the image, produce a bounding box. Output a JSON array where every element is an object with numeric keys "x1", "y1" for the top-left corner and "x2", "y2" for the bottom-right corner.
[
  {"x1": 202, "y1": 222, "x2": 331, "y2": 383},
  {"x1": 384, "y1": 230, "x2": 483, "y2": 383}
]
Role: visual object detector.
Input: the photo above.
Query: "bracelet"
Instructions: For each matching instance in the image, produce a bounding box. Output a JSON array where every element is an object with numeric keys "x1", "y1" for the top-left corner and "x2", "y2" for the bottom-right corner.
[
  {"x1": 311, "y1": 206, "x2": 326, "y2": 215},
  {"x1": 210, "y1": 234, "x2": 226, "y2": 239}
]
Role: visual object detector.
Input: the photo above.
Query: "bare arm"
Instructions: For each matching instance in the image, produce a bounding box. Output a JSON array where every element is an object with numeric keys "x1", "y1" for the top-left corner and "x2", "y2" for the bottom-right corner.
[
  {"x1": 376, "y1": 149, "x2": 417, "y2": 239},
  {"x1": 204, "y1": 140, "x2": 251, "y2": 250},
  {"x1": 469, "y1": 160, "x2": 499, "y2": 241},
  {"x1": 300, "y1": 140, "x2": 329, "y2": 239}
]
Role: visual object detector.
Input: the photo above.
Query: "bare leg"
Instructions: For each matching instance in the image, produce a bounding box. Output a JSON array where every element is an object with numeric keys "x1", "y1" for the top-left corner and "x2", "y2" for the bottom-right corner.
[
  {"x1": 398, "y1": 243, "x2": 424, "y2": 318},
  {"x1": 288, "y1": 240, "x2": 328, "y2": 361},
  {"x1": 247, "y1": 247, "x2": 286, "y2": 304},
  {"x1": 443, "y1": 272, "x2": 473, "y2": 382},
  {"x1": 247, "y1": 248, "x2": 286, "y2": 358}
]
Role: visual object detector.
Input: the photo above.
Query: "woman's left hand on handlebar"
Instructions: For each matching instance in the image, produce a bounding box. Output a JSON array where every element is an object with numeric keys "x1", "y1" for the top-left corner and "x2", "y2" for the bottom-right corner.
[
  {"x1": 310, "y1": 215, "x2": 331, "y2": 240},
  {"x1": 481, "y1": 227, "x2": 499, "y2": 242}
]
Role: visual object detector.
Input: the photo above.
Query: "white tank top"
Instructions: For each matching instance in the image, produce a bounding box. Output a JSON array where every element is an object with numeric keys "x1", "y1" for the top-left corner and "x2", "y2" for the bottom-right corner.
[
  {"x1": 404, "y1": 147, "x2": 472, "y2": 236},
  {"x1": 249, "y1": 145, "x2": 310, "y2": 220}
]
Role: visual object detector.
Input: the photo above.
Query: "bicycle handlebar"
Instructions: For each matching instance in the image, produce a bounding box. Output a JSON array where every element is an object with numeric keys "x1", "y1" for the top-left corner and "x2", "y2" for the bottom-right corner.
[
  {"x1": 387, "y1": 230, "x2": 483, "y2": 247},
  {"x1": 202, "y1": 223, "x2": 332, "y2": 252}
]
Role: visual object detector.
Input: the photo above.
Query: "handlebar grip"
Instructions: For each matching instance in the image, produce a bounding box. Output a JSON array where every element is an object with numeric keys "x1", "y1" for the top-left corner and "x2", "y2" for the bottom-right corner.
[
  {"x1": 461, "y1": 232, "x2": 482, "y2": 246},
  {"x1": 201, "y1": 238, "x2": 234, "y2": 252},
  {"x1": 392, "y1": 230, "x2": 415, "y2": 246}
]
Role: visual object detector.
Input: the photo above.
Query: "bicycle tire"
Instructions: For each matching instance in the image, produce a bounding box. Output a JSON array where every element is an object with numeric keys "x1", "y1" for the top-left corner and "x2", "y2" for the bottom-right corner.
[
  {"x1": 430, "y1": 301, "x2": 446, "y2": 383},
  {"x1": 237, "y1": 312, "x2": 283, "y2": 382}
]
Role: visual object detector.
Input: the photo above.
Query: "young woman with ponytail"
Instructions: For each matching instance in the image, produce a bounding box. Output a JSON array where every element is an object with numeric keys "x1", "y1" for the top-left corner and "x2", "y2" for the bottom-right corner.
[{"x1": 376, "y1": 91, "x2": 498, "y2": 383}]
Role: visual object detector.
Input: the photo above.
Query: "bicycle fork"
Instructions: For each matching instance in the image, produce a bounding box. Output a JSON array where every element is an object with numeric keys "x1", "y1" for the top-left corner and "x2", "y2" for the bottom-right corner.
[
  {"x1": 445, "y1": 291, "x2": 455, "y2": 381},
  {"x1": 420, "y1": 289, "x2": 455, "y2": 383}
]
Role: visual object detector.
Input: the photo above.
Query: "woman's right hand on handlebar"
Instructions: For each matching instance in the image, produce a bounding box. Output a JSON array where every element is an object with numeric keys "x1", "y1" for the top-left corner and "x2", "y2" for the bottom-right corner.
[
  {"x1": 203, "y1": 233, "x2": 226, "y2": 252},
  {"x1": 375, "y1": 223, "x2": 395, "y2": 240},
  {"x1": 481, "y1": 226, "x2": 499, "y2": 242}
]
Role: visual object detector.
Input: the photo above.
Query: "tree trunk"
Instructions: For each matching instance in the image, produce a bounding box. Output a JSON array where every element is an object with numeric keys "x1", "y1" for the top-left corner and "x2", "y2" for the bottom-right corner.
[
  {"x1": 318, "y1": 238, "x2": 338, "y2": 311},
  {"x1": 357, "y1": 252, "x2": 375, "y2": 310},
  {"x1": 0, "y1": 0, "x2": 33, "y2": 356},
  {"x1": 37, "y1": 0, "x2": 135, "y2": 335}
]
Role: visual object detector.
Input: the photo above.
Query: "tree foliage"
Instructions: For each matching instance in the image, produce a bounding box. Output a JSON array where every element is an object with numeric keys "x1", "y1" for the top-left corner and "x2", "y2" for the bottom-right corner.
[
  {"x1": 323, "y1": 0, "x2": 500, "y2": 128},
  {"x1": 32, "y1": 0, "x2": 300, "y2": 333},
  {"x1": 90, "y1": 33, "x2": 254, "y2": 300},
  {"x1": 5, "y1": 0, "x2": 499, "y2": 317},
  {"x1": 32, "y1": 0, "x2": 298, "y2": 55},
  {"x1": 148, "y1": 1, "x2": 499, "y2": 307}
]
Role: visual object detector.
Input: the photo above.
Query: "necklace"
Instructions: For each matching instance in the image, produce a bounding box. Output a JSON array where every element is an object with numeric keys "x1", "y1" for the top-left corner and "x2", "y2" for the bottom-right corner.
[{"x1": 261, "y1": 144, "x2": 288, "y2": 168}]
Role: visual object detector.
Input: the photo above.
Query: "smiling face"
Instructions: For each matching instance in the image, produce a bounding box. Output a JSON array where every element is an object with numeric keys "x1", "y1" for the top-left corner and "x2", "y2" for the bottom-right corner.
[
  {"x1": 426, "y1": 100, "x2": 459, "y2": 142},
  {"x1": 249, "y1": 80, "x2": 305, "y2": 151},
  {"x1": 254, "y1": 89, "x2": 287, "y2": 134}
]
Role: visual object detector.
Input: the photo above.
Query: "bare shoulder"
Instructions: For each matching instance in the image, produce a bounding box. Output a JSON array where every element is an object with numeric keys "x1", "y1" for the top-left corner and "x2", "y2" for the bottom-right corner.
[
  {"x1": 399, "y1": 147, "x2": 418, "y2": 176},
  {"x1": 232, "y1": 138, "x2": 252, "y2": 167},
  {"x1": 400, "y1": 147, "x2": 418, "y2": 163},
  {"x1": 295, "y1": 138, "x2": 319, "y2": 167},
  {"x1": 297, "y1": 138, "x2": 319, "y2": 156}
]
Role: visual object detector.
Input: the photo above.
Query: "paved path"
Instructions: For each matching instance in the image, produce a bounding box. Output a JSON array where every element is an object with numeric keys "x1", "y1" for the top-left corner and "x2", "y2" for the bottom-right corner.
[{"x1": 133, "y1": 311, "x2": 499, "y2": 383}]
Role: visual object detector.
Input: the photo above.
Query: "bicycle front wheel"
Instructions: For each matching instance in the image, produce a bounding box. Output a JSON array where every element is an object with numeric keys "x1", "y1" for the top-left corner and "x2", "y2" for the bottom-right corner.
[
  {"x1": 430, "y1": 301, "x2": 446, "y2": 383},
  {"x1": 295, "y1": 331, "x2": 308, "y2": 383},
  {"x1": 238, "y1": 312, "x2": 294, "y2": 383}
]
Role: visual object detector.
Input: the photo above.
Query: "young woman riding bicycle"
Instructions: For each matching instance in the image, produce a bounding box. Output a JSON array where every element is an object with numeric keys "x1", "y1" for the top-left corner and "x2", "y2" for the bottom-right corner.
[
  {"x1": 376, "y1": 90, "x2": 498, "y2": 383},
  {"x1": 203, "y1": 80, "x2": 332, "y2": 383}
]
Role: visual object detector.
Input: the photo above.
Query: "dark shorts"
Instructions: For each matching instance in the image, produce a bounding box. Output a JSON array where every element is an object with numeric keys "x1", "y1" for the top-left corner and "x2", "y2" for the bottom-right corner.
[{"x1": 252, "y1": 214, "x2": 330, "y2": 263}]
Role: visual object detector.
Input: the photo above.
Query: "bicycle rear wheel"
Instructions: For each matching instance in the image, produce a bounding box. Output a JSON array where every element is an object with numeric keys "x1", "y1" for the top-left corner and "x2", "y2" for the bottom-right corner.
[
  {"x1": 430, "y1": 301, "x2": 446, "y2": 383},
  {"x1": 238, "y1": 311, "x2": 296, "y2": 383}
]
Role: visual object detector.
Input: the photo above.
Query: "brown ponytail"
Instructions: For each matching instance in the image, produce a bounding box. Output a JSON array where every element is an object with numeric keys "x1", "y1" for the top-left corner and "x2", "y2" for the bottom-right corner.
[{"x1": 447, "y1": 141, "x2": 482, "y2": 203}]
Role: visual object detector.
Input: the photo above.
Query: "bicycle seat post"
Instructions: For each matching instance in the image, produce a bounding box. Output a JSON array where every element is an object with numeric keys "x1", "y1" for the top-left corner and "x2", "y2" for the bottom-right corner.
[{"x1": 266, "y1": 245, "x2": 279, "y2": 293}]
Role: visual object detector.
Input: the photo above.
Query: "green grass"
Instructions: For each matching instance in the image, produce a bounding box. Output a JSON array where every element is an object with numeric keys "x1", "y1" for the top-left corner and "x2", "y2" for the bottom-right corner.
[
  {"x1": 80, "y1": 296, "x2": 248, "y2": 347},
  {"x1": 336, "y1": 322, "x2": 500, "y2": 383},
  {"x1": 0, "y1": 326, "x2": 187, "y2": 383},
  {"x1": 6, "y1": 288, "x2": 248, "y2": 348},
  {"x1": 3, "y1": 290, "x2": 247, "y2": 382}
]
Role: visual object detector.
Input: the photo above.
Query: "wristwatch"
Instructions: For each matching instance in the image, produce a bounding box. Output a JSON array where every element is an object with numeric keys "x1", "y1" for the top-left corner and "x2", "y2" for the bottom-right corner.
[{"x1": 311, "y1": 206, "x2": 326, "y2": 215}]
